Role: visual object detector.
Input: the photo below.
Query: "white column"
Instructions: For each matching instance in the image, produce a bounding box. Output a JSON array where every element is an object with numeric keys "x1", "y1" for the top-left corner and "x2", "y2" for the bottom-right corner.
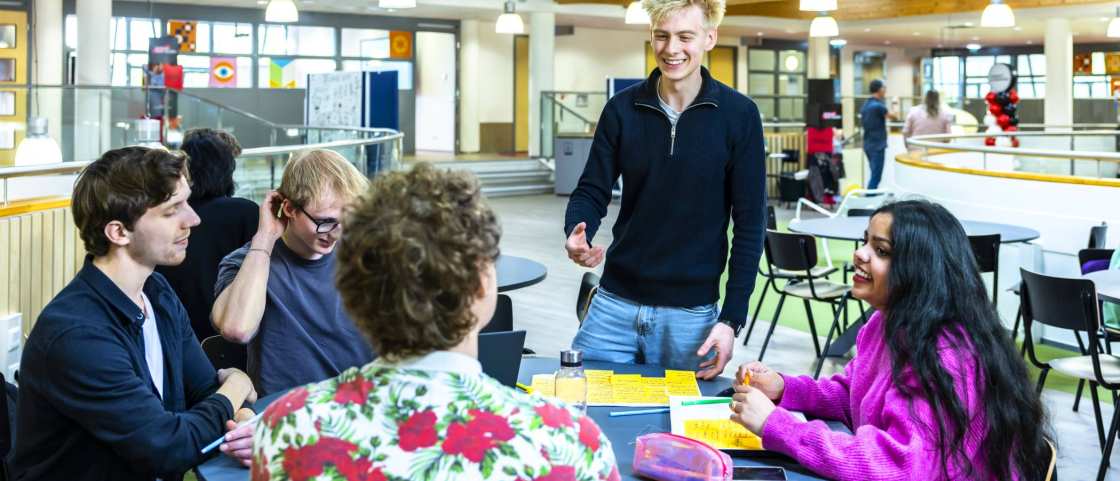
[
  {"x1": 1044, "y1": 18, "x2": 1072, "y2": 130},
  {"x1": 459, "y1": 20, "x2": 480, "y2": 153},
  {"x1": 32, "y1": 0, "x2": 63, "y2": 160},
  {"x1": 839, "y1": 47, "x2": 855, "y2": 138},
  {"x1": 527, "y1": 11, "x2": 554, "y2": 158},
  {"x1": 807, "y1": 36, "x2": 830, "y2": 79},
  {"x1": 75, "y1": 0, "x2": 111, "y2": 161}
]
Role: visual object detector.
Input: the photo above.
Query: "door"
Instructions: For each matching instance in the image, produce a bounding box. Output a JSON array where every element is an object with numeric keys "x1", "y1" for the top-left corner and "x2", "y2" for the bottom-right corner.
[
  {"x1": 514, "y1": 35, "x2": 529, "y2": 153},
  {"x1": 415, "y1": 31, "x2": 457, "y2": 153}
]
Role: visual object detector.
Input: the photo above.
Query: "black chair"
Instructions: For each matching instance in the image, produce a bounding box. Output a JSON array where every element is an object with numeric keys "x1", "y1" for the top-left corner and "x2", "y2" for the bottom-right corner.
[
  {"x1": 576, "y1": 272, "x2": 600, "y2": 326},
  {"x1": 1019, "y1": 268, "x2": 1120, "y2": 481},
  {"x1": 751, "y1": 230, "x2": 859, "y2": 378},
  {"x1": 482, "y1": 294, "x2": 513, "y2": 333},
  {"x1": 201, "y1": 335, "x2": 248, "y2": 371},
  {"x1": 1069, "y1": 248, "x2": 1119, "y2": 411},
  {"x1": 742, "y1": 207, "x2": 838, "y2": 347},
  {"x1": 844, "y1": 208, "x2": 876, "y2": 217},
  {"x1": 0, "y1": 372, "x2": 11, "y2": 481},
  {"x1": 968, "y1": 233, "x2": 1002, "y2": 306}
]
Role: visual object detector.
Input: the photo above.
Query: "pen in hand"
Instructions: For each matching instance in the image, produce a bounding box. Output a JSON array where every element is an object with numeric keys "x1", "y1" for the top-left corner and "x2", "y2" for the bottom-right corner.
[{"x1": 201, "y1": 411, "x2": 264, "y2": 455}]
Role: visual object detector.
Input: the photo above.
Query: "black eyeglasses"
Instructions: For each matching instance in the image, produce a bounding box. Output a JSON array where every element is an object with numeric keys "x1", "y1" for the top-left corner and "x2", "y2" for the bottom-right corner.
[{"x1": 294, "y1": 204, "x2": 340, "y2": 233}]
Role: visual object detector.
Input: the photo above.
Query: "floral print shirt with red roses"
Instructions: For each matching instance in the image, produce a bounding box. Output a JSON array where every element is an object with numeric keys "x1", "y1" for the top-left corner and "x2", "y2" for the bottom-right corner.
[{"x1": 252, "y1": 351, "x2": 621, "y2": 481}]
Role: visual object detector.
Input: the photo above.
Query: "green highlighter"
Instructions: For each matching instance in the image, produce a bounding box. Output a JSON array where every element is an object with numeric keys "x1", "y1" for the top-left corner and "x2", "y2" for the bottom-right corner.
[{"x1": 680, "y1": 397, "x2": 732, "y2": 406}]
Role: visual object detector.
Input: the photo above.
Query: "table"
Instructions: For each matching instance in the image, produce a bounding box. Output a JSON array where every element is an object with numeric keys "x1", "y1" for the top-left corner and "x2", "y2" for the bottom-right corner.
[
  {"x1": 788, "y1": 216, "x2": 1041, "y2": 244},
  {"x1": 1086, "y1": 269, "x2": 1120, "y2": 304},
  {"x1": 198, "y1": 358, "x2": 837, "y2": 481},
  {"x1": 497, "y1": 254, "x2": 547, "y2": 292}
]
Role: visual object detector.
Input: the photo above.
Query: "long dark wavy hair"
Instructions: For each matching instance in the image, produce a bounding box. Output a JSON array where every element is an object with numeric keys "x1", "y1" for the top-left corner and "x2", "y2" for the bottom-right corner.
[
  {"x1": 180, "y1": 128, "x2": 242, "y2": 203},
  {"x1": 873, "y1": 200, "x2": 1051, "y2": 481}
]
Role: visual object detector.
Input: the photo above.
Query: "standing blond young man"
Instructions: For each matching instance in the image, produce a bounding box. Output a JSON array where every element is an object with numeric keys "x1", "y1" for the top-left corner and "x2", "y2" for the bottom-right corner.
[
  {"x1": 564, "y1": 0, "x2": 766, "y2": 379},
  {"x1": 212, "y1": 149, "x2": 374, "y2": 395}
]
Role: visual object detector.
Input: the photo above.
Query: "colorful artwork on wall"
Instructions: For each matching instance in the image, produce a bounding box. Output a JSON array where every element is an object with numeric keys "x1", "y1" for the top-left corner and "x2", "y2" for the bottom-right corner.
[
  {"x1": 168, "y1": 20, "x2": 198, "y2": 53},
  {"x1": 209, "y1": 57, "x2": 237, "y2": 88},
  {"x1": 1073, "y1": 52, "x2": 1093, "y2": 75},
  {"x1": 389, "y1": 31, "x2": 412, "y2": 59},
  {"x1": 269, "y1": 57, "x2": 296, "y2": 89}
]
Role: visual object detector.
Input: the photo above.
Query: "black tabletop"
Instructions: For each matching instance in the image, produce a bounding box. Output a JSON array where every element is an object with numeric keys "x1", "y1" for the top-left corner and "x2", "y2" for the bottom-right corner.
[
  {"x1": 789, "y1": 216, "x2": 1040, "y2": 243},
  {"x1": 1087, "y1": 270, "x2": 1120, "y2": 304},
  {"x1": 198, "y1": 358, "x2": 834, "y2": 481},
  {"x1": 497, "y1": 254, "x2": 547, "y2": 292}
]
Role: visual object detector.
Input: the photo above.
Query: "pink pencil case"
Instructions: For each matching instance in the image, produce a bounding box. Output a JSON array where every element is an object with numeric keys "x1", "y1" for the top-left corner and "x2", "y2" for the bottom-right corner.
[{"x1": 632, "y1": 432, "x2": 732, "y2": 481}]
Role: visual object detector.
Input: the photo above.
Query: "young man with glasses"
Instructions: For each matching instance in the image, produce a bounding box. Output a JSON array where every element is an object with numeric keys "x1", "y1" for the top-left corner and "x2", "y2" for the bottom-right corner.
[{"x1": 212, "y1": 149, "x2": 374, "y2": 395}]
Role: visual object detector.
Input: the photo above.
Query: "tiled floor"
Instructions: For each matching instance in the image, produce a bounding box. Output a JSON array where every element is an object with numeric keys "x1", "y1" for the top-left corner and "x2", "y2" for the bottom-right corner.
[{"x1": 488, "y1": 193, "x2": 1120, "y2": 481}]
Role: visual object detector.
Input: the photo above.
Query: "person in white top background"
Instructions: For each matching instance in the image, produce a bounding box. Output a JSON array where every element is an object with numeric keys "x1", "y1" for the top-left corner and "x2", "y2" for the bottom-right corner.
[{"x1": 903, "y1": 89, "x2": 954, "y2": 141}]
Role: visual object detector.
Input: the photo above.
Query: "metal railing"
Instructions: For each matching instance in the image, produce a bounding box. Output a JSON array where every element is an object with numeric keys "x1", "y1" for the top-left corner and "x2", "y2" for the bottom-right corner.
[{"x1": 905, "y1": 130, "x2": 1120, "y2": 180}]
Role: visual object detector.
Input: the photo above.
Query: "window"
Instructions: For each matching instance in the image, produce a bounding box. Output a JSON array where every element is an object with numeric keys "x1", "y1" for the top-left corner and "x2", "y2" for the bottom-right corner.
[
  {"x1": 341, "y1": 29, "x2": 390, "y2": 58},
  {"x1": 747, "y1": 47, "x2": 805, "y2": 121},
  {"x1": 1016, "y1": 54, "x2": 1045, "y2": 98},
  {"x1": 129, "y1": 18, "x2": 159, "y2": 51},
  {"x1": 213, "y1": 22, "x2": 254, "y2": 55},
  {"x1": 340, "y1": 60, "x2": 413, "y2": 89},
  {"x1": 258, "y1": 25, "x2": 335, "y2": 57},
  {"x1": 258, "y1": 57, "x2": 337, "y2": 88}
]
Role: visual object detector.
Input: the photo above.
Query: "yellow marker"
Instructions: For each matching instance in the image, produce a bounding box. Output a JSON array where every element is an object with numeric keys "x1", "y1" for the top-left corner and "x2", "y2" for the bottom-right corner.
[{"x1": 515, "y1": 382, "x2": 532, "y2": 393}]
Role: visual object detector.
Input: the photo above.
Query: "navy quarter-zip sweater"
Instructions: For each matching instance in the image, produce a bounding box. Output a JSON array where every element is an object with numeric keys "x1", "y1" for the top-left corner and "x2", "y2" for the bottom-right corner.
[
  {"x1": 11, "y1": 259, "x2": 234, "y2": 481},
  {"x1": 564, "y1": 67, "x2": 766, "y2": 328}
]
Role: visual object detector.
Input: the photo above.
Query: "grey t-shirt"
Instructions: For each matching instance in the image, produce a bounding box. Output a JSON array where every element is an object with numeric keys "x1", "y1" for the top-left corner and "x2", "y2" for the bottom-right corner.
[{"x1": 215, "y1": 239, "x2": 375, "y2": 395}]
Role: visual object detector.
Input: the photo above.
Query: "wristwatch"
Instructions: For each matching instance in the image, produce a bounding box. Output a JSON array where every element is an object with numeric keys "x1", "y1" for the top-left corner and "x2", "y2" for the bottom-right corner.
[{"x1": 718, "y1": 319, "x2": 743, "y2": 337}]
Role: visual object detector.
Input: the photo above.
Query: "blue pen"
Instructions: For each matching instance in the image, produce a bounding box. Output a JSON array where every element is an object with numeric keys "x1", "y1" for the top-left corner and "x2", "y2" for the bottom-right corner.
[
  {"x1": 609, "y1": 407, "x2": 671, "y2": 417},
  {"x1": 201, "y1": 411, "x2": 265, "y2": 454}
]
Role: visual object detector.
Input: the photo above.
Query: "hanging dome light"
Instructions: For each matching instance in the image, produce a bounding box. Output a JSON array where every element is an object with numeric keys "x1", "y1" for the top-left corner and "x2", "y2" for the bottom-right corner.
[
  {"x1": 624, "y1": 1, "x2": 650, "y2": 25},
  {"x1": 799, "y1": 0, "x2": 837, "y2": 11},
  {"x1": 1108, "y1": 7, "x2": 1120, "y2": 38},
  {"x1": 496, "y1": 0, "x2": 524, "y2": 34},
  {"x1": 809, "y1": 14, "x2": 839, "y2": 37},
  {"x1": 379, "y1": 0, "x2": 416, "y2": 8},
  {"x1": 14, "y1": 117, "x2": 62, "y2": 165},
  {"x1": 980, "y1": 0, "x2": 1015, "y2": 28},
  {"x1": 265, "y1": 0, "x2": 298, "y2": 23}
]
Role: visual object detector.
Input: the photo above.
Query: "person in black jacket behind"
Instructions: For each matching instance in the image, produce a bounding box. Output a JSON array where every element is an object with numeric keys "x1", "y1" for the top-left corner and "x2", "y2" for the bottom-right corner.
[
  {"x1": 11, "y1": 147, "x2": 257, "y2": 481},
  {"x1": 157, "y1": 128, "x2": 259, "y2": 341},
  {"x1": 564, "y1": 0, "x2": 766, "y2": 380}
]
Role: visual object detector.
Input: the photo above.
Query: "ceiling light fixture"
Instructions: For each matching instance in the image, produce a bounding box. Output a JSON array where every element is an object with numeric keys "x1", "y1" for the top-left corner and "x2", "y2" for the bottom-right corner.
[
  {"x1": 799, "y1": 0, "x2": 837, "y2": 11},
  {"x1": 809, "y1": 13, "x2": 839, "y2": 37},
  {"x1": 966, "y1": 42, "x2": 982, "y2": 51},
  {"x1": 829, "y1": 38, "x2": 847, "y2": 47},
  {"x1": 264, "y1": 0, "x2": 298, "y2": 22},
  {"x1": 624, "y1": 1, "x2": 650, "y2": 25},
  {"x1": 379, "y1": 0, "x2": 416, "y2": 8},
  {"x1": 980, "y1": 0, "x2": 1015, "y2": 28},
  {"x1": 1109, "y1": 8, "x2": 1120, "y2": 37},
  {"x1": 496, "y1": 0, "x2": 524, "y2": 34}
]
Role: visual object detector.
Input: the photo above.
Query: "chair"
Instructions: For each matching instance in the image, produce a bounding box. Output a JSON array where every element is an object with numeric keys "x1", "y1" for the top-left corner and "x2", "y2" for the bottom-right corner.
[
  {"x1": 576, "y1": 272, "x2": 600, "y2": 326},
  {"x1": 1019, "y1": 268, "x2": 1120, "y2": 481},
  {"x1": 0, "y1": 372, "x2": 11, "y2": 481},
  {"x1": 742, "y1": 210, "x2": 838, "y2": 347},
  {"x1": 481, "y1": 294, "x2": 513, "y2": 333},
  {"x1": 968, "y1": 233, "x2": 1002, "y2": 306},
  {"x1": 752, "y1": 230, "x2": 860, "y2": 379},
  {"x1": 201, "y1": 335, "x2": 248, "y2": 372},
  {"x1": 1070, "y1": 248, "x2": 1119, "y2": 411}
]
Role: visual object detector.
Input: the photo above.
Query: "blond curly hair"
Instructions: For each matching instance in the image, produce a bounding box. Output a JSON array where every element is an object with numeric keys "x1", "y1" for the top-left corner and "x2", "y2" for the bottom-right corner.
[
  {"x1": 643, "y1": 0, "x2": 725, "y2": 29},
  {"x1": 335, "y1": 163, "x2": 501, "y2": 361}
]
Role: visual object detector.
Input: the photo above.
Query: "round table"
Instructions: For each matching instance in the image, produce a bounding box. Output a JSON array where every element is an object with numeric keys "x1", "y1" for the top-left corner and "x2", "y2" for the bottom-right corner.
[
  {"x1": 1086, "y1": 269, "x2": 1120, "y2": 304},
  {"x1": 197, "y1": 359, "x2": 838, "y2": 481},
  {"x1": 788, "y1": 216, "x2": 1040, "y2": 243},
  {"x1": 497, "y1": 254, "x2": 547, "y2": 292}
]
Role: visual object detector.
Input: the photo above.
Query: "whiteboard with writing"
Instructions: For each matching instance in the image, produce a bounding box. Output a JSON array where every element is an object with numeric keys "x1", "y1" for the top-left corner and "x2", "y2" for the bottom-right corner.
[{"x1": 306, "y1": 71, "x2": 362, "y2": 127}]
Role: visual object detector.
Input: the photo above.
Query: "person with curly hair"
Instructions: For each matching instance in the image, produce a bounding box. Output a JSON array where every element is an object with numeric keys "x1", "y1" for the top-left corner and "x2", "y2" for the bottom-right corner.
[
  {"x1": 211, "y1": 149, "x2": 374, "y2": 395},
  {"x1": 251, "y1": 163, "x2": 620, "y2": 481},
  {"x1": 157, "y1": 128, "x2": 259, "y2": 341}
]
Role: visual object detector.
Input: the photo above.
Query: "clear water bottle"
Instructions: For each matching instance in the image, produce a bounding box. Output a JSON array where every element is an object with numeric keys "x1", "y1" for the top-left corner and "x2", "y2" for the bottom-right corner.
[{"x1": 555, "y1": 350, "x2": 588, "y2": 412}]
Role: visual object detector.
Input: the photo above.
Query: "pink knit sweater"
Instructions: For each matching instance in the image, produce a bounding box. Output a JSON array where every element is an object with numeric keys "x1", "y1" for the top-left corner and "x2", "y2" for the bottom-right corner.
[{"x1": 760, "y1": 311, "x2": 995, "y2": 481}]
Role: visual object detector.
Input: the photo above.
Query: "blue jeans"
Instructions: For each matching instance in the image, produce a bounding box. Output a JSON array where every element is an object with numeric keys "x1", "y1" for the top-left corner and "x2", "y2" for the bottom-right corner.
[
  {"x1": 864, "y1": 147, "x2": 885, "y2": 190},
  {"x1": 571, "y1": 288, "x2": 719, "y2": 371}
]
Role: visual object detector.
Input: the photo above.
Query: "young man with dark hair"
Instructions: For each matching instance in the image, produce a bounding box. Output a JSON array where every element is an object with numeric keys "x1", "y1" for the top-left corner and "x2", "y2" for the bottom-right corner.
[
  {"x1": 859, "y1": 79, "x2": 898, "y2": 189},
  {"x1": 11, "y1": 147, "x2": 257, "y2": 481},
  {"x1": 564, "y1": 0, "x2": 766, "y2": 380}
]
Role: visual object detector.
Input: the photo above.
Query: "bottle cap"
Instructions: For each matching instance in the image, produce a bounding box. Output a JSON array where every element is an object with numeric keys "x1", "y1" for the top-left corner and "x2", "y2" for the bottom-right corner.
[{"x1": 560, "y1": 349, "x2": 583, "y2": 367}]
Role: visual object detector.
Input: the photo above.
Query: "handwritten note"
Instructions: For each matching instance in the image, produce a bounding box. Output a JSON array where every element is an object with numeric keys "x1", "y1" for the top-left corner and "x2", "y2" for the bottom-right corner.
[
  {"x1": 683, "y1": 419, "x2": 763, "y2": 450},
  {"x1": 528, "y1": 370, "x2": 701, "y2": 406}
]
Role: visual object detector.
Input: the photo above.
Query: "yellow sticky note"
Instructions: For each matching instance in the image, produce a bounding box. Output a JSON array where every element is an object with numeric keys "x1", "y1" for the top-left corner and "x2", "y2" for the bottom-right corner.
[
  {"x1": 530, "y1": 374, "x2": 555, "y2": 397},
  {"x1": 587, "y1": 372, "x2": 614, "y2": 404},
  {"x1": 664, "y1": 370, "x2": 702, "y2": 397},
  {"x1": 611, "y1": 374, "x2": 647, "y2": 404},
  {"x1": 684, "y1": 419, "x2": 763, "y2": 450},
  {"x1": 641, "y1": 377, "x2": 669, "y2": 405}
]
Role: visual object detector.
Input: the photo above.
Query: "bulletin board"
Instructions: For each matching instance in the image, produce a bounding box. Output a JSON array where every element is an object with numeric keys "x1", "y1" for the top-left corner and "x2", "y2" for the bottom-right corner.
[{"x1": 0, "y1": 10, "x2": 26, "y2": 167}]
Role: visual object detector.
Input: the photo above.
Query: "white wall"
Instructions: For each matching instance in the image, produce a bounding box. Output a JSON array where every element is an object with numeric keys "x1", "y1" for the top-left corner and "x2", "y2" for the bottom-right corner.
[
  {"x1": 476, "y1": 22, "x2": 514, "y2": 123},
  {"x1": 554, "y1": 27, "x2": 646, "y2": 92},
  {"x1": 416, "y1": 31, "x2": 457, "y2": 152}
]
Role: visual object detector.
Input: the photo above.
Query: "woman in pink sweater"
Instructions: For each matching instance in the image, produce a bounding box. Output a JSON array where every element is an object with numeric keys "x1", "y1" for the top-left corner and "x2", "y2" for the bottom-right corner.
[{"x1": 729, "y1": 200, "x2": 1052, "y2": 481}]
